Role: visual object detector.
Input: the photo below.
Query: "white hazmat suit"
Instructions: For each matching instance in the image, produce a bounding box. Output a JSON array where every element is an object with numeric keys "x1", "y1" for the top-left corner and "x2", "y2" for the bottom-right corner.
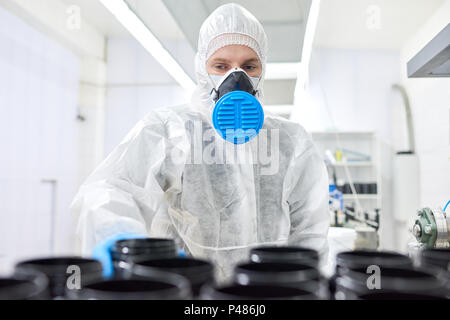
[{"x1": 70, "y1": 3, "x2": 330, "y2": 281}]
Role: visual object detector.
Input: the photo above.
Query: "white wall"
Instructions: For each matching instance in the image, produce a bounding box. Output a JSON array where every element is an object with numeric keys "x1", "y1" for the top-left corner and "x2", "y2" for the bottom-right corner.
[
  {"x1": 0, "y1": 0, "x2": 109, "y2": 190},
  {"x1": 399, "y1": 0, "x2": 450, "y2": 208},
  {"x1": 0, "y1": 0, "x2": 105, "y2": 59},
  {"x1": 0, "y1": 0, "x2": 109, "y2": 273},
  {"x1": 0, "y1": 6, "x2": 80, "y2": 270},
  {"x1": 304, "y1": 48, "x2": 401, "y2": 137},
  {"x1": 104, "y1": 37, "x2": 191, "y2": 155},
  {"x1": 76, "y1": 57, "x2": 107, "y2": 186},
  {"x1": 300, "y1": 0, "x2": 450, "y2": 251},
  {"x1": 302, "y1": 48, "x2": 403, "y2": 251}
]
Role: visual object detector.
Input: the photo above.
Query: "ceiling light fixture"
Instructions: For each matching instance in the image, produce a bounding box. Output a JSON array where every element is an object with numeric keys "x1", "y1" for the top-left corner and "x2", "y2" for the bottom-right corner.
[
  {"x1": 99, "y1": 0, "x2": 196, "y2": 92},
  {"x1": 294, "y1": 0, "x2": 321, "y2": 104}
]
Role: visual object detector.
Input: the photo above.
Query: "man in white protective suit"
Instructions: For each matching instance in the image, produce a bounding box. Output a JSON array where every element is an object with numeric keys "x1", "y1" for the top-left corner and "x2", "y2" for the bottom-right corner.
[{"x1": 70, "y1": 3, "x2": 330, "y2": 282}]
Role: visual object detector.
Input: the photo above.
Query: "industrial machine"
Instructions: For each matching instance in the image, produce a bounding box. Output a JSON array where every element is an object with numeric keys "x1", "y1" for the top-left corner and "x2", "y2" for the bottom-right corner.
[{"x1": 412, "y1": 204, "x2": 450, "y2": 249}]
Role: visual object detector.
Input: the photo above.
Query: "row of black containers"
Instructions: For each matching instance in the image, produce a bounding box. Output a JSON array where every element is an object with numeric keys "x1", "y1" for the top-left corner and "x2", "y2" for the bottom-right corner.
[{"x1": 1, "y1": 238, "x2": 449, "y2": 300}]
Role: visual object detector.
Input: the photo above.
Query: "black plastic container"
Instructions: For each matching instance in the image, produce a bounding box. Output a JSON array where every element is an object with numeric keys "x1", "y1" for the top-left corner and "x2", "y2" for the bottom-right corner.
[
  {"x1": 335, "y1": 266, "x2": 448, "y2": 299},
  {"x1": 335, "y1": 250, "x2": 413, "y2": 274},
  {"x1": 419, "y1": 248, "x2": 450, "y2": 272},
  {"x1": 128, "y1": 257, "x2": 214, "y2": 297},
  {"x1": 112, "y1": 238, "x2": 177, "y2": 261},
  {"x1": 329, "y1": 250, "x2": 413, "y2": 299},
  {"x1": 233, "y1": 262, "x2": 322, "y2": 296},
  {"x1": 0, "y1": 271, "x2": 50, "y2": 300},
  {"x1": 66, "y1": 270, "x2": 191, "y2": 300},
  {"x1": 15, "y1": 257, "x2": 103, "y2": 299},
  {"x1": 250, "y1": 246, "x2": 319, "y2": 267},
  {"x1": 200, "y1": 283, "x2": 318, "y2": 300}
]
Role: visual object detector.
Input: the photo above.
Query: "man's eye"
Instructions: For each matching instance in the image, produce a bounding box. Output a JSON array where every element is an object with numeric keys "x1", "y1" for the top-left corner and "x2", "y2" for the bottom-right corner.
[
  {"x1": 215, "y1": 65, "x2": 227, "y2": 70},
  {"x1": 244, "y1": 65, "x2": 256, "y2": 71}
]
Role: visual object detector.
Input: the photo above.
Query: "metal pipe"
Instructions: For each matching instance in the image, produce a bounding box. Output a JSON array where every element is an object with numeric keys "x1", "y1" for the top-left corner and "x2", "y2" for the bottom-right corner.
[{"x1": 392, "y1": 84, "x2": 415, "y2": 154}]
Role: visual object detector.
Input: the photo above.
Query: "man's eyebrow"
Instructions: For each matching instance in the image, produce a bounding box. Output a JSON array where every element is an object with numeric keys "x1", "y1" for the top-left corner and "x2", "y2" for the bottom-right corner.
[
  {"x1": 243, "y1": 58, "x2": 260, "y2": 64},
  {"x1": 209, "y1": 57, "x2": 260, "y2": 64},
  {"x1": 209, "y1": 58, "x2": 230, "y2": 63}
]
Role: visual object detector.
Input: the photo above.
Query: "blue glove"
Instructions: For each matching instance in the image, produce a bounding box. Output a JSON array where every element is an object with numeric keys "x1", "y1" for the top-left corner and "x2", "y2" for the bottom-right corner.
[
  {"x1": 178, "y1": 249, "x2": 186, "y2": 258},
  {"x1": 93, "y1": 233, "x2": 147, "y2": 278}
]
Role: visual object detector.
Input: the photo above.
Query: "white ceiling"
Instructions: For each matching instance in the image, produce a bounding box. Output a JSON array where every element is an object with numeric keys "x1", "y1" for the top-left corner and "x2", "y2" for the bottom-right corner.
[
  {"x1": 200, "y1": 0, "x2": 309, "y2": 22},
  {"x1": 59, "y1": 0, "x2": 127, "y2": 36},
  {"x1": 126, "y1": 0, "x2": 187, "y2": 40},
  {"x1": 59, "y1": 0, "x2": 312, "y2": 62},
  {"x1": 314, "y1": 0, "x2": 445, "y2": 50},
  {"x1": 55, "y1": 0, "x2": 446, "y2": 112},
  {"x1": 59, "y1": 0, "x2": 446, "y2": 52},
  {"x1": 161, "y1": 0, "x2": 312, "y2": 62},
  {"x1": 59, "y1": 0, "x2": 187, "y2": 39}
]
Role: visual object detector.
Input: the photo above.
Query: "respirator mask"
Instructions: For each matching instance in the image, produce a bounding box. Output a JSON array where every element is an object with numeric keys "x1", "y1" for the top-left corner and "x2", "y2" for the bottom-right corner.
[{"x1": 209, "y1": 68, "x2": 264, "y2": 145}]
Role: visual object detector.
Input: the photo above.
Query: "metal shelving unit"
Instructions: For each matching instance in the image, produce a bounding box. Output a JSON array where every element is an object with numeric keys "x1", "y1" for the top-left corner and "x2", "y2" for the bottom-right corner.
[{"x1": 310, "y1": 131, "x2": 382, "y2": 213}]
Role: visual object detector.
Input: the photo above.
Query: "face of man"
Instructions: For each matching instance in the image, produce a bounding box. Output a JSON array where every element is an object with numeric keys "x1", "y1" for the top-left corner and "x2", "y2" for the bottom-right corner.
[{"x1": 206, "y1": 44, "x2": 262, "y2": 78}]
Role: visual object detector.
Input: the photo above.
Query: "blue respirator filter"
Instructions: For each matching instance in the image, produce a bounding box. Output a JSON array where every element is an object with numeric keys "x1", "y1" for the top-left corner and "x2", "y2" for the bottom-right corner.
[{"x1": 212, "y1": 91, "x2": 264, "y2": 145}]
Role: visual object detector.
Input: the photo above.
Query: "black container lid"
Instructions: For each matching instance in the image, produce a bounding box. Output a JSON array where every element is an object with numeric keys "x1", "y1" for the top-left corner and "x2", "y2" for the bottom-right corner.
[
  {"x1": 234, "y1": 262, "x2": 320, "y2": 286},
  {"x1": 337, "y1": 266, "x2": 447, "y2": 294},
  {"x1": 130, "y1": 257, "x2": 214, "y2": 285},
  {"x1": 112, "y1": 238, "x2": 177, "y2": 256},
  {"x1": 67, "y1": 270, "x2": 191, "y2": 300},
  {"x1": 420, "y1": 248, "x2": 450, "y2": 270},
  {"x1": 16, "y1": 257, "x2": 103, "y2": 276},
  {"x1": 114, "y1": 238, "x2": 175, "y2": 249},
  {"x1": 336, "y1": 250, "x2": 412, "y2": 271},
  {"x1": 250, "y1": 246, "x2": 318, "y2": 265},
  {"x1": 0, "y1": 272, "x2": 49, "y2": 300}
]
